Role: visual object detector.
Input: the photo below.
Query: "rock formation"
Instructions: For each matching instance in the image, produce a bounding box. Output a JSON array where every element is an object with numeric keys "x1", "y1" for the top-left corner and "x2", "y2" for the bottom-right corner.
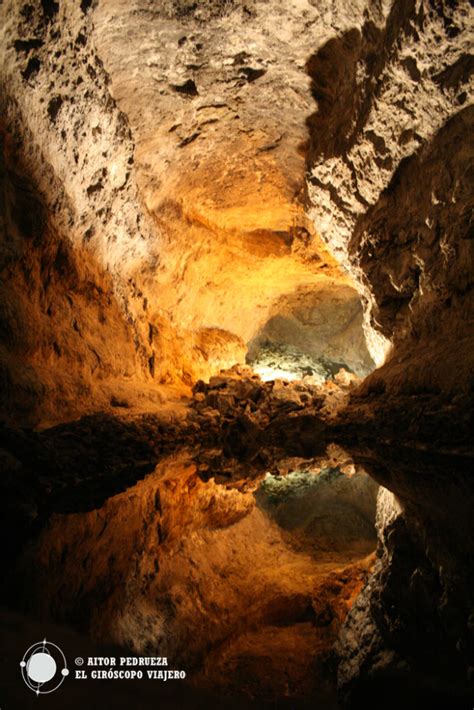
[{"x1": 0, "y1": 0, "x2": 472, "y2": 707}]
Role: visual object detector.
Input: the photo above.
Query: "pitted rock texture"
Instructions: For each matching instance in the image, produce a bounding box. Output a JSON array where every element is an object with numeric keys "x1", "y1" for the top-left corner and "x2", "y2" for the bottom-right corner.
[
  {"x1": 1, "y1": 1, "x2": 472, "y2": 416},
  {"x1": 1, "y1": 1, "x2": 162, "y2": 424},
  {"x1": 1, "y1": 0, "x2": 377, "y2": 426},
  {"x1": 0, "y1": 0, "x2": 473, "y2": 707},
  {"x1": 306, "y1": 0, "x2": 474, "y2": 389}
]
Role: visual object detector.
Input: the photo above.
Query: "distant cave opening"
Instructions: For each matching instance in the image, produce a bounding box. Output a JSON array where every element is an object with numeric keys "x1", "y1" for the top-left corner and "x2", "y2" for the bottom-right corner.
[
  {"x1": 246, "y1": 281, "x2": 376, "y2": 385},
  {"x1": 145, "y1": 117, "x2": 382, "y2": 394},
  {"x1": 156, "y1": 196, "x2": 380, "y2": 390}
]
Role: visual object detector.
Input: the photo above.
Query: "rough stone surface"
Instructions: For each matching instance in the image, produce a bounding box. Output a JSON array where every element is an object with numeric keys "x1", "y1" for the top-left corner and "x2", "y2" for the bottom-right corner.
[
  {"x1": 247, "y1": 281, "x2": 375, "y2": 379},
  {"x1": 337, "y1": 454, "x2": 474, "y2": 706},
  {"x1": 1, "y1": 0, "x2": 377, "y2": 426},
  {"x1": 306, "y1": 0, "x2": 474, "y2": 388},
  {"x1": 0, "y1": 0, "x2": 473, "y2": 706},
  {"x1": 302, "y1": 5, "x2": 474, "y2": 700}
]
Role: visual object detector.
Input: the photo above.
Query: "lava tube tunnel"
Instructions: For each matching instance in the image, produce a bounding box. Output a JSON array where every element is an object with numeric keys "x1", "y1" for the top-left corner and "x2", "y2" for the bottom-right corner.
[{"x1": 0, "y1": 1, "x2": 473, "y2": 709}]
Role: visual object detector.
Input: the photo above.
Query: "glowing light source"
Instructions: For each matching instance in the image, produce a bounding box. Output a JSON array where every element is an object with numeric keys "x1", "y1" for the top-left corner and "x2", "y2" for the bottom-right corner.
[{"x1": 252, "y1": 365, "x2": 299, "y2": 382}]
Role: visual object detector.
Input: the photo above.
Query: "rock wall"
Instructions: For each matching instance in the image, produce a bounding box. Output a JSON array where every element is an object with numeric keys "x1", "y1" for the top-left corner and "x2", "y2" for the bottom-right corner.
[
  {"x1": 1, "y1": 0, "x2": 162, "y2": 424},
  {"x1": 1, "y1": 0, "x2": 378, "y2": 424},
  {"x1": 304, "y1": 0, "x2": 474, "y2": 703},
  {"x1": 337, "y1": 452, "x2": 473, "y2": 706},
  {"x1": 1, "y1": 0, "x2": 473, "y2": 705},
  {"x1": 247, "y1": 282, "x2": 375, "y2": 378},
  {"x1": 306, "y1": 0, "x2": 474, "y2": 391},
  {"x1": 2, "y1": 2, "x2": 471, "y2": 411}
]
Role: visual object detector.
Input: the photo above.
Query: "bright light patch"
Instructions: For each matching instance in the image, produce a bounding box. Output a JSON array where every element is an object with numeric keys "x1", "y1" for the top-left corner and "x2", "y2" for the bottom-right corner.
[
  {"x1": 252, "y1": 365, "x2": 299, "y2": 382},
  {"x1": 247, "y1": 343, "x2": 336, "y2": 384}
]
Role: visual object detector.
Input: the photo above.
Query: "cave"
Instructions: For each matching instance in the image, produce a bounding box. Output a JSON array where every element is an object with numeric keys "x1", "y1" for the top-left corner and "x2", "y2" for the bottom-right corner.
[{"x1": 0, "y1": 1, "x2": 473, "y2": 708}]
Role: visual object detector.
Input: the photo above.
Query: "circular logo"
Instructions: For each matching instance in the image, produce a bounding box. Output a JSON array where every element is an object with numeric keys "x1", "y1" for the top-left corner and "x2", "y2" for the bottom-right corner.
[{"x1": 20, "y1": 639, "x2": 69, "y2": 695}]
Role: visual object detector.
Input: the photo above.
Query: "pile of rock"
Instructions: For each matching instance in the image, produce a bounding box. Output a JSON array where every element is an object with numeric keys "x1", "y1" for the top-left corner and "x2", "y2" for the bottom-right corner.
[
  {"x1": 249, "y1": 342, "x2": 350, "y2": 384},
  {"x1": 186, "y1": 365, "x2": 329, "y2": 479}
]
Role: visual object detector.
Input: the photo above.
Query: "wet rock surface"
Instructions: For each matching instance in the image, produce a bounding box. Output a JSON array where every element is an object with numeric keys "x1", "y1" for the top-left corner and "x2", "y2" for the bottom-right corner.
[
  {"x1": 0, "y1": 369, "x2": 344, "y2": 588},
  {"x1": 0, "y1": 365, "x2": 379, "y2": 705},
  {"x1": 12, "y1": 452, "x2": 376, "y2": 707},
  {"x1": 1, "y1": 371, "x2": 472, "y2": 707},
  {"x1": 335, "y1": 447, "x2": 474, "y2": 706},
  {"x1": 1, "y1": 361, "x2": 473, "y2": 707}
]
